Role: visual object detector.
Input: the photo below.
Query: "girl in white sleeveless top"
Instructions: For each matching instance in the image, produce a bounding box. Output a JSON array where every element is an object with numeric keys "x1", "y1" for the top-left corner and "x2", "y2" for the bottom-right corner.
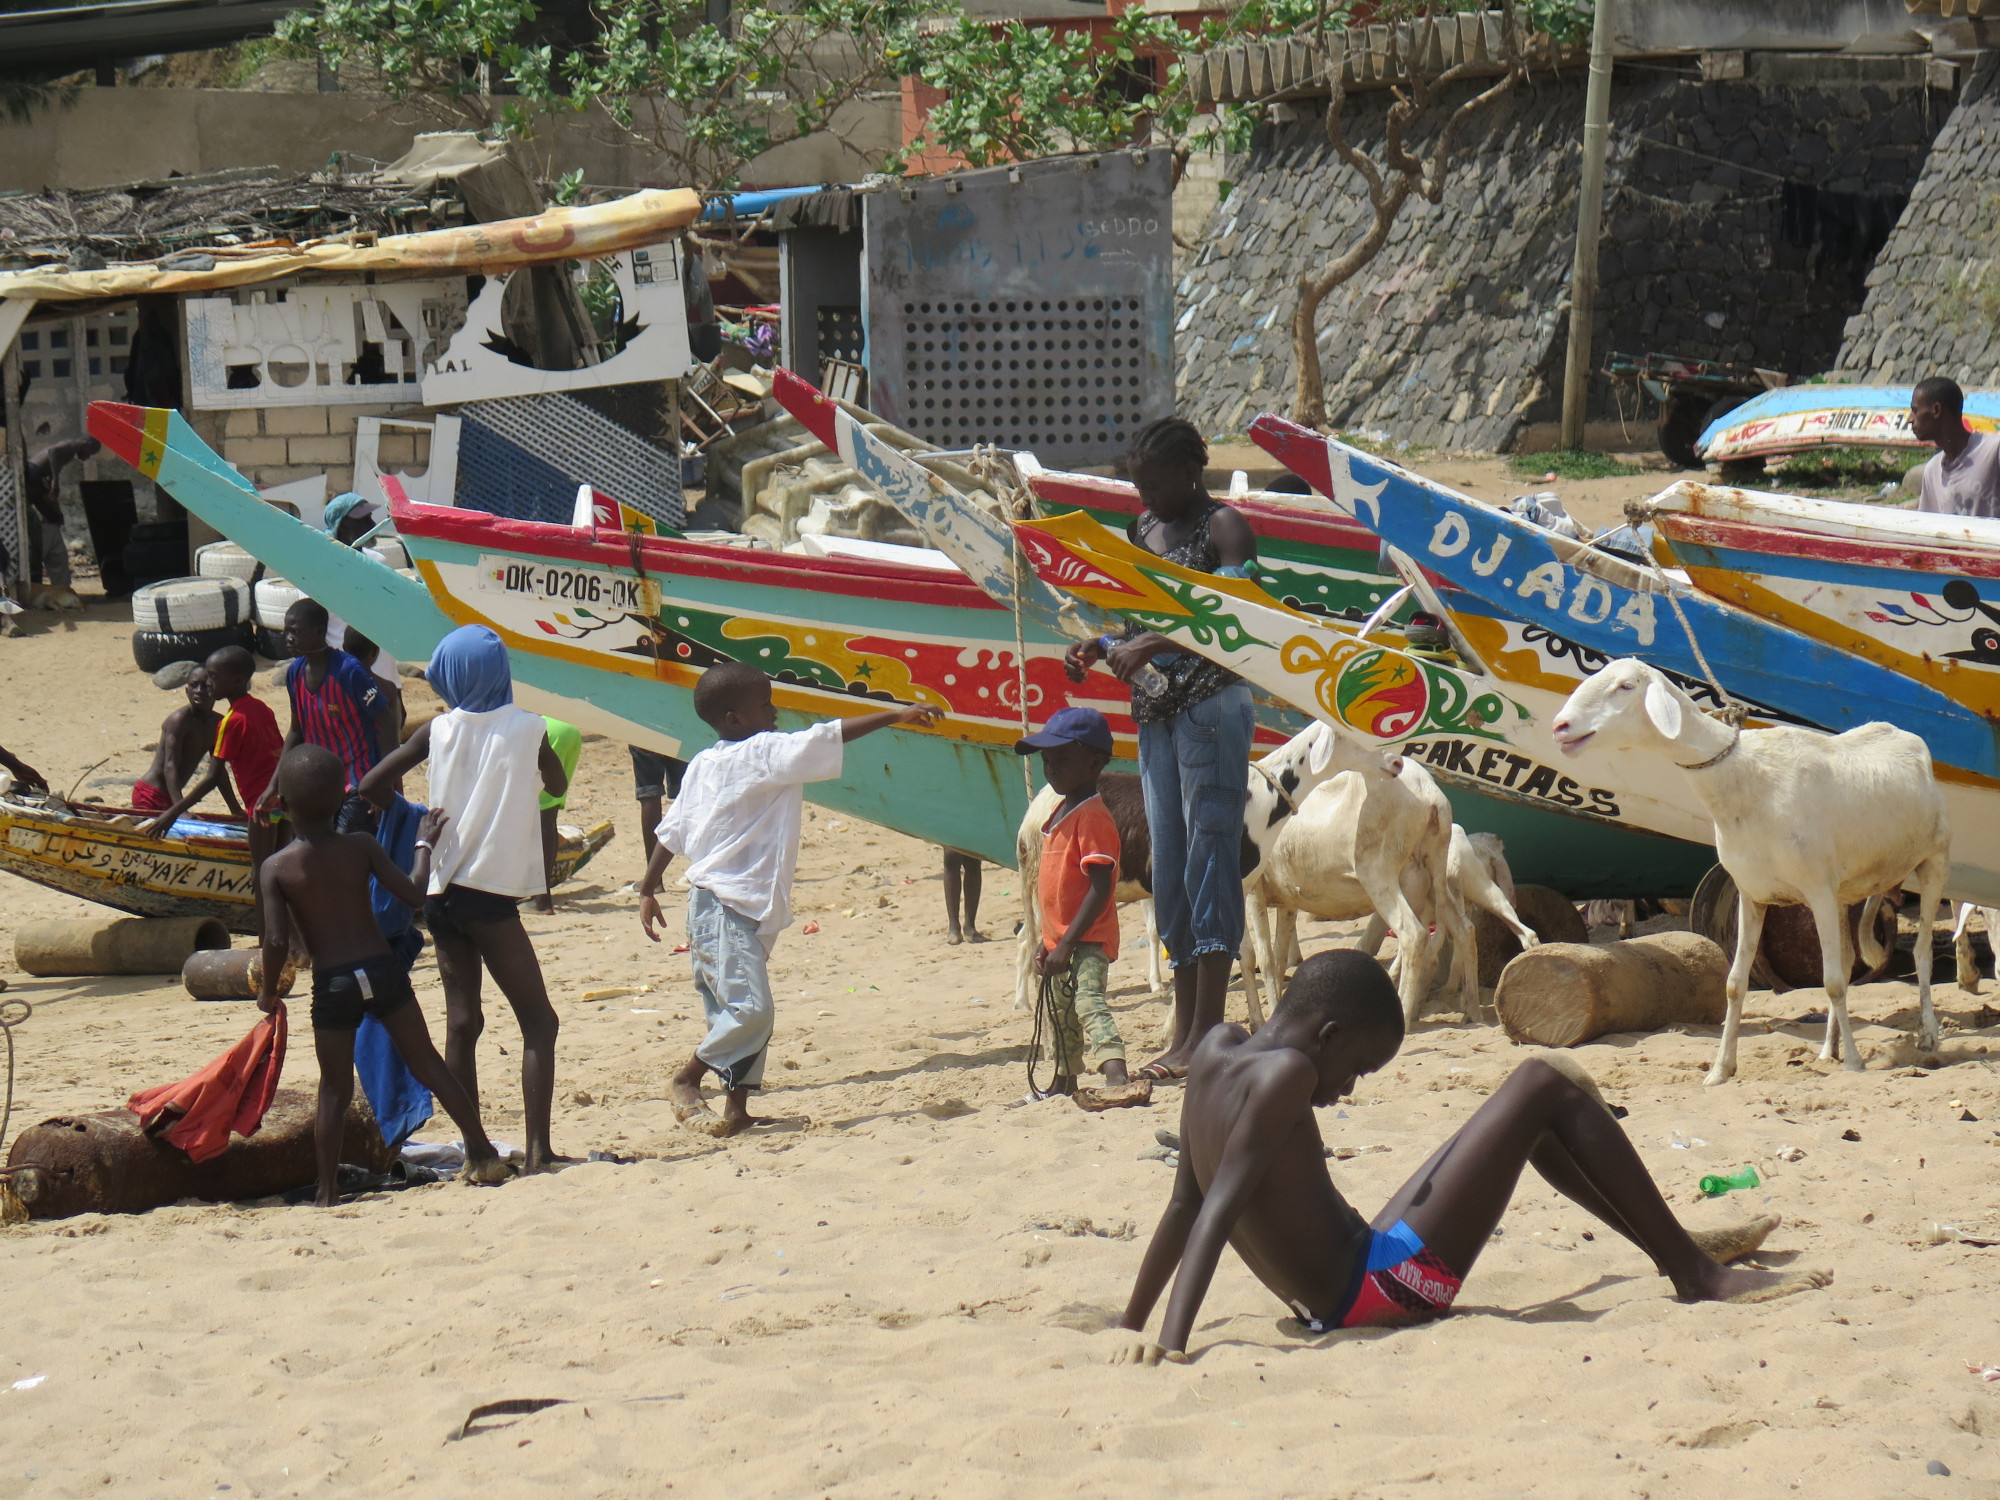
[{"x1": 361, "y1": 625, "x2": 568, "y2": 1172}]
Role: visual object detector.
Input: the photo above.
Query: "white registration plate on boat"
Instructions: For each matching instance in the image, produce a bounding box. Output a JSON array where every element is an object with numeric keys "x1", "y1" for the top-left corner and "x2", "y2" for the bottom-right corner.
[{"x1": 476, "y1": 555, "x2": 652, "y2": 613}]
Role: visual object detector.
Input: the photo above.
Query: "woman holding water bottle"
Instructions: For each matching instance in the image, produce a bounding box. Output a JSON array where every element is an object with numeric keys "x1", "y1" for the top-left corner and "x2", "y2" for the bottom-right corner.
[{"x1": 1062, "y1": 418, "x2": 1258, "y2": 1080}]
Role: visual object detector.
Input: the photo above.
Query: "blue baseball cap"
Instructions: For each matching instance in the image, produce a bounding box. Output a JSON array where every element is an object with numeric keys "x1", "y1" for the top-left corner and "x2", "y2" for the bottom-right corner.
[{"x1": 1015, "y1": 706, "x2": 1114, "y2": 756}]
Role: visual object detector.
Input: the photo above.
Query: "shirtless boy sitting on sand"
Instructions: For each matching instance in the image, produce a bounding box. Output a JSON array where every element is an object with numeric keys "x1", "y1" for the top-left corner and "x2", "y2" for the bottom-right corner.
[{"x1": 1115, "y1": 950, "x2": 1829, "y2": 1363}]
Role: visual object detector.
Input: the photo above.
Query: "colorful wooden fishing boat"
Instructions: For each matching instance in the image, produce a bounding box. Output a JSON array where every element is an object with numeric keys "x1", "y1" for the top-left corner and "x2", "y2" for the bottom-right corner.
[
  {"x1": 1019, "y1": 466, "x2": 1403, "y2": 624},
  {"x1": 1007, "y1": 509, "x2": 1722, "y2": 871},
  {"x1": 1249, "y1": 415, "x2": 2000, "y2": 906},
  {"x1": 771, "y1": 370, "x2": 1720, "y2": 897},
  {"x1": 1697, "y1": 385, "x2": 2000, "y2": 465},
  {"x1": 88, "y1": 401, "x2": 1159, "y2": 868},
  {"x1": 1642, "y1": 480, "x2": 2000, "y2": 724},
  {"x1": 0, "y1": 790, "x2": 612, "y2": 933}
]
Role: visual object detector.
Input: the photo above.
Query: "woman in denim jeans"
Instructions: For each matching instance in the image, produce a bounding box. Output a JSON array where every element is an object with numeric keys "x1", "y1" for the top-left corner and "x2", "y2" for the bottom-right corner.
[{"x1": 1065, "y1": 420, "x2": 1257, "y2": 1078}]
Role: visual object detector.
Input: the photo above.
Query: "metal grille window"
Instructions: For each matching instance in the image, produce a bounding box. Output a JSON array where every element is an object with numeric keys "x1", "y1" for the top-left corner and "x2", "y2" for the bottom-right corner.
[
  {"x1": 898, "y1": 295, "x2": 1147, "y2": 452},
  {"x1": 817, "y1": 306, "x2": 864, "y2": 364},
  {"x1": 863, "y1": 150, "x2": 1173, "y2": 470}
]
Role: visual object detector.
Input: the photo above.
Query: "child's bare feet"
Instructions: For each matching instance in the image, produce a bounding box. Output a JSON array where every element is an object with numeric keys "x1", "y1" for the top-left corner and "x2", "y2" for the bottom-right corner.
[
  {"x1": 946, "y1": 927, "x2": 963, "y2": 946},
  {"x1": 1682, "y1": 1260, "x2": 1831, "y2": 1304},
  {"x1": 964, "y1": 928, "x2": 987, "y2": 943},
  {"x1": 522, "y1": 1146, "x2": 578, "y2": 1173}
]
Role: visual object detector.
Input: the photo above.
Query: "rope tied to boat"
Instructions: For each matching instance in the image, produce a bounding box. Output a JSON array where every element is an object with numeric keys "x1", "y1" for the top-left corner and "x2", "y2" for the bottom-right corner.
[{"x1": 1556, "y1": 525, "x2": 1748, "y2": 729}]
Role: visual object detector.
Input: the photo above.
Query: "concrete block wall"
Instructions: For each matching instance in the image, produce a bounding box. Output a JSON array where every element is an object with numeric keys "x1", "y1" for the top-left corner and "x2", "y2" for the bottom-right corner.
[
  {"x1": 1836, "y1": 55, "x2": 2000, "y2": 384},
  {"x1": 1176, "y1": 65, "x2": 1944, "y2": 451},
  {"x1": 187, "y1": 402, "x2": 428, "y2": 500}
]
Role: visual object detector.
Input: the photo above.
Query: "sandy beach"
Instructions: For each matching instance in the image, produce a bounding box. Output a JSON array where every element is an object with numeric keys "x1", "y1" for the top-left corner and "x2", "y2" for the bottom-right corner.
[{"x1": 4, "y1": 602, "x2": 2000, "y2": 1498}]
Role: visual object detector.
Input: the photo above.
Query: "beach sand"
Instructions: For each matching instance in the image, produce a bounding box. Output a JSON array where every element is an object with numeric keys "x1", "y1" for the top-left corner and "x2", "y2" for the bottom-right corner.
[{"x1": 4, "y1": 607, "x2": 2000, "y2": 1497}]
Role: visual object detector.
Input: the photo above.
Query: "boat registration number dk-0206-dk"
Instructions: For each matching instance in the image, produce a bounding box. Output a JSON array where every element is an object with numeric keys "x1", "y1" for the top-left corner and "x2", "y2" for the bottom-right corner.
[{"x1": 478, "y1": 556, "x2": 656, "y2": 614}]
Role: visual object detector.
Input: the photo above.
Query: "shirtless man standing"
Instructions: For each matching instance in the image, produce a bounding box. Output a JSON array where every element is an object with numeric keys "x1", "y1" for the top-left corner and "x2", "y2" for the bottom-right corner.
[{"x1": 1114, "y1": 950, "x2": 1828, "y2": 1363}]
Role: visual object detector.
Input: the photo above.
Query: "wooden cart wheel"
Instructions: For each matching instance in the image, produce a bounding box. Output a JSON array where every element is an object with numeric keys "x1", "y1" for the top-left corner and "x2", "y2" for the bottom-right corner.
[
  {"x1": 1474, "y1": 884, "x2": 1590, "y2": 989},
  {"x1": 1686, "y1": 864, "x2": 1897, "y2": 993}
]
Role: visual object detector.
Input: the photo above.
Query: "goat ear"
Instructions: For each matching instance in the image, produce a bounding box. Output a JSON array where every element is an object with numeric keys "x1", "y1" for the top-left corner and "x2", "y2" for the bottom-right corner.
[
  {"x1": 1642, "y1": 676, "x2": 1683, "y2": 740},
  {"x1": 1307, "y1": 722, "x2": 1335, "y2": 777}
]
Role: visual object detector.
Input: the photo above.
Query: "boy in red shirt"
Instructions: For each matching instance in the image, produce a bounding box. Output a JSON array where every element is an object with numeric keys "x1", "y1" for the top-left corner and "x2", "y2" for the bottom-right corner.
[
  {"x1": 1016, "y1": 707, "x2": 1150, "y2": 1111},
  {"x1": 144, "y1": 646, "x2": 285, "y2": 927}
]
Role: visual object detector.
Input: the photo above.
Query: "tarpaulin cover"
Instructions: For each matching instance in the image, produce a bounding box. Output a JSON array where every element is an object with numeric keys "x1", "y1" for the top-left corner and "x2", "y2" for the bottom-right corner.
[
  {"x1": 0, "y1": 188, "x2": 701, "y2": 302},
  {"x1": 127, "y1": 1003, "x2": 288, "y2": 1163}
]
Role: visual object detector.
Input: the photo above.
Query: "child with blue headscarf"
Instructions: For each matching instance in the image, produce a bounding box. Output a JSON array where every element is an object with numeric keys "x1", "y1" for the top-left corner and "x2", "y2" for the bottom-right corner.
[{"x1": 361, "y1": 625, "x2": 571, "y2": 1171}]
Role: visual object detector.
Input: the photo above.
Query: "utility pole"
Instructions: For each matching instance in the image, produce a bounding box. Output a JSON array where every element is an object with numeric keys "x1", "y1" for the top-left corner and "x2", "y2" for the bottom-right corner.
[{"x1": 1559, "y1": 0, "x2": 1614, "y2": 452}]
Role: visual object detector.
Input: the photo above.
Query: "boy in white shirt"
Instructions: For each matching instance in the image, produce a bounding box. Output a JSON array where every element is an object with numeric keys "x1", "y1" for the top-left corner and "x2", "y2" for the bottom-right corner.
[{"x1": 638, "y1": 662, "x2": 940, "y2": 1136}]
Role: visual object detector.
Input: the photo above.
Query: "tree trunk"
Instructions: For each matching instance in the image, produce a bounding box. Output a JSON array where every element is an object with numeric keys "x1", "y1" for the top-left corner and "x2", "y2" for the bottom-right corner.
[{"x1": 1289, "y1": 275, "x2": 1333, "y2": 428}]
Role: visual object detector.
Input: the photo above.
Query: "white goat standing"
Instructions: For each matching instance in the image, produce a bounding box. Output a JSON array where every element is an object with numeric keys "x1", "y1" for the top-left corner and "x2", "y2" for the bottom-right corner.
[
  {"x1": 1240, "y1": 751, "x2": 1477, "y2": 1028},
  {"x1": 1951, "y1": 903, "x2": 2000, "y2": 993},
  {"x1": 1265, "y1": 827, "x2": 1540, "y2": 1002},
  {"x1": 1553, "y1": 659, "x2": 1950, "y2": 1083}
]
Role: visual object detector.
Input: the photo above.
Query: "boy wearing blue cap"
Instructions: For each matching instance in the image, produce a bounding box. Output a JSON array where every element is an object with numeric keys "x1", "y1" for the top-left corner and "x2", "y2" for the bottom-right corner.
[{"x1": 1017, "y1": 707, "x2": 1151, "y2": 1111}]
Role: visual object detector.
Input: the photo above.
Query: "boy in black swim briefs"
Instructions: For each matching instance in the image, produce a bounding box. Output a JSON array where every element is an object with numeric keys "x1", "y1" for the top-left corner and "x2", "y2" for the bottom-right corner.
[{"x1": 256, "y1": 744, "x2": 511, "y2": 1205}]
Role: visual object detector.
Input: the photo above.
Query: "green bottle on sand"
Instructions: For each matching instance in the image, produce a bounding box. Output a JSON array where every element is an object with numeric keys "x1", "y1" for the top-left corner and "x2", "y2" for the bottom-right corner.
[{"x1": 1699, "y1": 1166, "x2": 1761, "y2": 1198}]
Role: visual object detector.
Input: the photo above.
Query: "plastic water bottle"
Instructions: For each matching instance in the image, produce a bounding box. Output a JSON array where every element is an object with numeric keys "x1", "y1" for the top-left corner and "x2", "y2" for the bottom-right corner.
[
  {"x1": 1698, "y1": 1166, "x2": 1760, "y2": 1198},
  {"x1": 1133, "y1": 661, "x2": 1171, "y2": 698}
]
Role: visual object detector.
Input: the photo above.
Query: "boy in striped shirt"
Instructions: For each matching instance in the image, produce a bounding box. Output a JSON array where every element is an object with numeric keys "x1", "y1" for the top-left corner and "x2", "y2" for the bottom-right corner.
[{"x1": 260, "y1": 598, "x2": 395, "y2": 834}]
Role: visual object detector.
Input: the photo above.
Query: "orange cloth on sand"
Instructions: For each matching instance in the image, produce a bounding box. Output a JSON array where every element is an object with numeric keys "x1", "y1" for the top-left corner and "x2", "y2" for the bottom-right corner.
[{"x1": 128, "y1": 1004, "x2": 288, "y2": 1163}]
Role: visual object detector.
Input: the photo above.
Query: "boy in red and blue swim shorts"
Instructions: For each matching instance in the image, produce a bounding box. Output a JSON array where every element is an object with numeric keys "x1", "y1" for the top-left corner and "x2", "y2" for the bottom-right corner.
[{"x1": 1111, "y1": 950, "x2": 1831, "y2": 1363}]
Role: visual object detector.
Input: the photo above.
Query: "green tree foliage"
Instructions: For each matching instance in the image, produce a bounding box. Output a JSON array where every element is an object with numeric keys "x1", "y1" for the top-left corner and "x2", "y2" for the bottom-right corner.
[
  {"x1": 278, "y1": 0, "x2": 537, "y2": 131},
  {"x1": 895, "y1": 0, "x2": 1334, "y2": 183},
  {"x1": 512, "y1": 0, "x2": 943, "y2": 194}
]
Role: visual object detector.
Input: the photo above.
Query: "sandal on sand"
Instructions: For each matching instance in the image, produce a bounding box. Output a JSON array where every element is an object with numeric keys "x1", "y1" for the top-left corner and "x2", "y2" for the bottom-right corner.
[
  {"x1": 678, "y1": 1106, "x2": 737, "y2": 1138},
  {"x1": 1075, "y1": 1080, "x2": 1154, "y2": 1112},
  {"x1": 1135, "y1": 1062, "x2": 1187, "y2": 1083},
  {"x1": 461, "y1": 1155, "x2": 518, "y2": 1186}
]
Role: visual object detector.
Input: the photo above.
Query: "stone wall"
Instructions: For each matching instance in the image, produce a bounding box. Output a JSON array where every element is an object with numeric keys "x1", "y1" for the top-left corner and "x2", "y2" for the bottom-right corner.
[
  {"x1": 1176, "y1": 64, "x2": 1945, "y2": 450},
  {"x1": 1836, "y1": 55, "x2": 2000, "y2": 383}
]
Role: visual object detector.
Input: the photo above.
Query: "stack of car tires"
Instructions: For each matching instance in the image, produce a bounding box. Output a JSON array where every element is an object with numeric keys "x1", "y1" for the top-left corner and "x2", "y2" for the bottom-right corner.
[{"x1": 129, "y1": 576, "x2": 254, "y2": 671}]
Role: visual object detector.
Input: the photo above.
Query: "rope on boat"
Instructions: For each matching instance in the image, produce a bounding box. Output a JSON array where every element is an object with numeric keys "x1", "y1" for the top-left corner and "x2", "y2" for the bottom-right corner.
[
  {"x1": 1662, "y1": 588, "x2": 1747, "y2": 728},
  {"x1": 1563, "y1": 525, "x2": 1747, "y2": 728}
]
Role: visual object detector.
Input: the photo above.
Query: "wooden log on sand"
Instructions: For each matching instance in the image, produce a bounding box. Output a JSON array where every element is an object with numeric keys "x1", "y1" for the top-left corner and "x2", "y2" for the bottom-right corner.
[
  {"x1": 15, "y1": 915, "x2": 229, "y2": 976},
  {"x1": 3, "y1": 1089, "x2": 396, "y2": 1219},
  {"x1": 182, "y1": 948, "x2": 298, "y2": 1001},
  {"x1": 1495, "y1": 931, "x2": 1728, "y2": 1048}
]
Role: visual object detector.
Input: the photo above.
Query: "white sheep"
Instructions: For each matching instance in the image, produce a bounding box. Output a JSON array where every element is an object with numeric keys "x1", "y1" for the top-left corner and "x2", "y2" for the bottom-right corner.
[
  {"x1": 1552, "y1": 658, "x2": 1950, "y2": 1083},
  {"x1": 1952, "y1": 903, "x2": 2000, "y2": 993},
  {"x1": 1239, "y1": 751, "x2": 1477, "y2": 1029},
  {"x1": 1268, "y1": 826, "x2": 1540, "y2": 1019}
]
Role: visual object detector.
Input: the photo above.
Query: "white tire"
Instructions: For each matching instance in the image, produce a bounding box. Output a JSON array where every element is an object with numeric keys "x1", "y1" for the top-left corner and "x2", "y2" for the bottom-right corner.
[
  {"x1": 131, "y1": 575, "x2": 250, "y2": 634},
  {"x1": 195, "y1": 541, "x2": 262, "y2": 581},
  {"x1": 253, "y1": 576, "x2": 305, "y2": 631}
]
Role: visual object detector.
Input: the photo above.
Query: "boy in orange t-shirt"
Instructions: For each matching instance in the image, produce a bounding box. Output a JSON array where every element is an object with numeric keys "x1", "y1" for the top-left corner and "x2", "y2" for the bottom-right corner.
[{"x1": 1016, "y1": 707, "x2": 1150, "y2": 1111}]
